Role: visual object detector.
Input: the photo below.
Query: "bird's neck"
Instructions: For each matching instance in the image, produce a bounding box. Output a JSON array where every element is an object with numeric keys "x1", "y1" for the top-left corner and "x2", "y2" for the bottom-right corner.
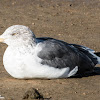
[{"x1": 8, "y1": 41, "x2": 36, "y2": 54}]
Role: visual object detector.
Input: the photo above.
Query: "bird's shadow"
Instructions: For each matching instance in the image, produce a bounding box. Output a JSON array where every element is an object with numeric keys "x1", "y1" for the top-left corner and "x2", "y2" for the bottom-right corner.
[{"x1": 70, "y1": 66, "x2": 100, "y2": 78}]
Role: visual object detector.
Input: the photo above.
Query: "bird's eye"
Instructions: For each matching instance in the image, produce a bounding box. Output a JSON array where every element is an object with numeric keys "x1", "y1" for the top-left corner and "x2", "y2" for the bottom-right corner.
[{"x1": 12, "y1": 33, "x2": 17, "y2": 36}]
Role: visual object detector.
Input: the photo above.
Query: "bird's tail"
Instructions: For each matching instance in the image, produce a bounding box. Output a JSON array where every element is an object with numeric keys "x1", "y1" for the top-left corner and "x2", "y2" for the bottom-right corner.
[{"x1": 94, "y1": 52, "x2": 100, "y2": 64}]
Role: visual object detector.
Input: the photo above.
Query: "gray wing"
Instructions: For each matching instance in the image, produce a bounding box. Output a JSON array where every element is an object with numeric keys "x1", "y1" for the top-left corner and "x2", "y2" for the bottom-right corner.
[
  {"x1": 71, "y1": 44, "x2": 98, "y2": 65},
  {"x1": 70, "y1": 44, "x2": 95, "y2": 53},
  {"x1": 37, "y1": 39, "x2": 95, "y2": 74}
]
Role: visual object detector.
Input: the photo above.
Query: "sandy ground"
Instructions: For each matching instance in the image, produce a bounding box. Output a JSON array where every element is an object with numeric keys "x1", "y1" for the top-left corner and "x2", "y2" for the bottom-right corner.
[{"x1": 0, "y1": 0, "x2": 100, "y2": 100}]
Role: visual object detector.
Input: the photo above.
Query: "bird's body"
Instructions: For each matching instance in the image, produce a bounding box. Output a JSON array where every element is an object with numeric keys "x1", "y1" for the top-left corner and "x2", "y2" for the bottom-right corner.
[
  {"x1": 3, "y1": 38, "x2": 78, "y2": 79},
  {"x1": 0, "y1": 25, "x2": 100, "y2": 79}
]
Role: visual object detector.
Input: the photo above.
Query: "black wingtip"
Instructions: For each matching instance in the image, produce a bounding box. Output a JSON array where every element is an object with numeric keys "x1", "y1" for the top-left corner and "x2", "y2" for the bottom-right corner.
[{"x1": 94, "y1": 52, "x2": 100, "y2": 57}]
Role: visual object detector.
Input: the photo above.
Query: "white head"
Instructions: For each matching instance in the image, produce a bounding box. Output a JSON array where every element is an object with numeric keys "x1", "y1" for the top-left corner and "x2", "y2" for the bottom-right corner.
[{"x1": 0, "y1": 25, "x2": 36, "y2": 46}]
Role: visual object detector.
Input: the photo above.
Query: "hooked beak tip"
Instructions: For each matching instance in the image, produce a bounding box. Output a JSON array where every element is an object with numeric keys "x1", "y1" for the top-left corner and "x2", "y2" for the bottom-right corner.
[{"x1": 0, "y1": 37, "x2": 4, "y2": 42}]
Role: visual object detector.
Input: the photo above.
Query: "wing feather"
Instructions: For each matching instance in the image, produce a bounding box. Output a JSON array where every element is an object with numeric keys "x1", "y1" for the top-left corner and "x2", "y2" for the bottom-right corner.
[{"x1": 37, "y1": 38, "x2": 96, "y2": 74}]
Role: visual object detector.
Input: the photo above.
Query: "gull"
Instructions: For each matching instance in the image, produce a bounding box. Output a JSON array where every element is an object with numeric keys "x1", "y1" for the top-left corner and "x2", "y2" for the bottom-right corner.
[{"x1": 0, "y1": 25, "x2": 100, "y2": 79}]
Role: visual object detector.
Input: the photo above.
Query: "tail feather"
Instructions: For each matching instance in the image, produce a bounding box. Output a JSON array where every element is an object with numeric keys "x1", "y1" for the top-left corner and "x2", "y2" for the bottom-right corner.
[{"x1": 94, "y1": 52, "x2": 100, "y2": 64}]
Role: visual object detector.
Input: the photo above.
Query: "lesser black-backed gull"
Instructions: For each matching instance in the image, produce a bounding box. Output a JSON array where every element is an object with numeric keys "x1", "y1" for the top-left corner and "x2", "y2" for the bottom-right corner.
[{"x1": 0, "y1": 25, "x2": 100, "y2": 79}]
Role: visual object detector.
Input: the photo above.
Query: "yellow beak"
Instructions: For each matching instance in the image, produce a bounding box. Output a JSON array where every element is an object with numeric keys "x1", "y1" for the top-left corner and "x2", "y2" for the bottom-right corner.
[{"x1": 0, "y1": 38, "x2": 4, "y2": 42}]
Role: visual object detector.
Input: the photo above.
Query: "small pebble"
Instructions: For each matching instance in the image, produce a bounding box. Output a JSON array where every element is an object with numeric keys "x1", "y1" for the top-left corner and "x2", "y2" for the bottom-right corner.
[
  {"x1": 83, "y1": 92, "x2": 86, "y2": 95},
  {"x1": 32, "y1": 23, "x2": 35, "y2": 25}
]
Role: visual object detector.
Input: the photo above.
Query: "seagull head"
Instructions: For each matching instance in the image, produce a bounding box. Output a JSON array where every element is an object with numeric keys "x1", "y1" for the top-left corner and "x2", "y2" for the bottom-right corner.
[{"x1": 0, "y1": 25, "x2": 36, "y2": 46}]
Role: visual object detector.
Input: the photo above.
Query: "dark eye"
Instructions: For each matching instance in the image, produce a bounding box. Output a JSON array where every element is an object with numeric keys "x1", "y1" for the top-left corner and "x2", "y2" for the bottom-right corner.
[{"x1": 12, "y1": 33, "x2": 17, "y2": 36}]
